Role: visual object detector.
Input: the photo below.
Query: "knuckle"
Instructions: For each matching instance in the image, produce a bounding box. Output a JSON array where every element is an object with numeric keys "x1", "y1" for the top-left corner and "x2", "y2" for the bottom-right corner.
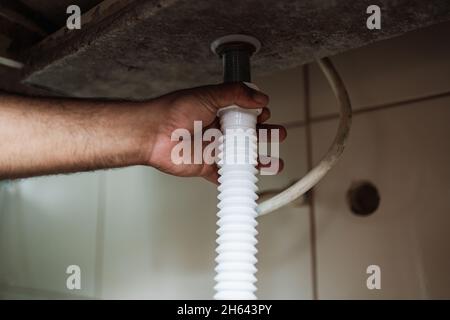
[{"x1": 233, "y1": 82, "x2": 248, "y2": 101}]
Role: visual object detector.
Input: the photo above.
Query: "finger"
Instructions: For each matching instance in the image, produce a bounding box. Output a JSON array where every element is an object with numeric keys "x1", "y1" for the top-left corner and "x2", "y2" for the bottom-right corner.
[
  {"x1": 257, "y1": 107, "x2": 271, "y2": 123},
  {"x1": 206, "y1": 108, "x2": 271, "y2": 129},
  {"x1": 202, "y1": 166, "x2": 219, "y2": 185},
  {"x1": 201, "y1": 82, "x2": 269, "y2": 110},
  {"x1": 257, "y1": 157, "x2": 284, "y2": 175},
  {"x1": 204, "y1": 116, "x2": 220, "y2": 130},
  {"x1": 204, "y1": 173, "x2": 219, "y2": 185},
  {"x1": 257, "y1": 124, "x2": 287, "y2": 143}
]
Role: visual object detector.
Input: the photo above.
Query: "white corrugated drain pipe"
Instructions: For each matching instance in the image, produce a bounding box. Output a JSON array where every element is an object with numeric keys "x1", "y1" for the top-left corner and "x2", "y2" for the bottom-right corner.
[
  {"x1": 212, "y1": 35, "x2": 352, "y2": 300},
  {"x1": 215, "y1": 106, "x2": 260, "y2": 299}
]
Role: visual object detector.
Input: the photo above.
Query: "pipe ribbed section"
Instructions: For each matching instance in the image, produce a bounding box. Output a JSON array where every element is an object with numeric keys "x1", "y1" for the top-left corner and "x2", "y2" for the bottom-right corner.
[{"x1": 215, "y1": 107, "x2": 259, "y2": 300}]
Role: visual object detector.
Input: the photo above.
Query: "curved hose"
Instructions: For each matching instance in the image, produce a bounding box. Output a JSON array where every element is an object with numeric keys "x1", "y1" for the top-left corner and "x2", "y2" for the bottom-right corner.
[{"x1": 257, "y1": 57, "x2": 352, "y2": 216}]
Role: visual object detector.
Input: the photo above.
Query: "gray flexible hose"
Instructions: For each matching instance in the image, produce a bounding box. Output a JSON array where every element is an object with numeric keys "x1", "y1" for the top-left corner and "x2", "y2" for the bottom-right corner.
[{"x1": 257, "y1": 57, "x2": 352, "y2": 216}]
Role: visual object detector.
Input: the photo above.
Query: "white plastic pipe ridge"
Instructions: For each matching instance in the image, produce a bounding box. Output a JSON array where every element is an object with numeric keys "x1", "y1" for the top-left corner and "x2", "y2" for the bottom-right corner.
[{"x1": 215, "y1": 105, "x2": 260, "y2": 300}]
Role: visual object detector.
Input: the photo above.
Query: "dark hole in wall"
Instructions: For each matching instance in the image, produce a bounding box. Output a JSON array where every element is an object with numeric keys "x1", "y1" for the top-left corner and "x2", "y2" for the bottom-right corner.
[{"x1": 347, "y1": 181, "x2": 380, "y2": 216}]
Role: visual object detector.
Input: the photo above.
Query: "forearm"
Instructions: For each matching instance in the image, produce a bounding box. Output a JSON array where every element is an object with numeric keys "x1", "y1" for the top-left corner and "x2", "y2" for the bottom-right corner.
[
  {"x1": 0, "y1": 92, "x2": 156, "y2": 180},
  {"x1": 0, "y1": 83, "x2": 271, "y2": 183}
]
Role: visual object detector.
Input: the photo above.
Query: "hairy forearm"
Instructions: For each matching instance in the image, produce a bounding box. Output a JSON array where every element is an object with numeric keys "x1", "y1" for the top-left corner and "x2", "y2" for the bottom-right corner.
[
  {"x1": 0, "y1": 92, "x2": 157, "y2": 180},
  {"x1": 0, "y1": 83, "x2": 271, "y2": 182}
]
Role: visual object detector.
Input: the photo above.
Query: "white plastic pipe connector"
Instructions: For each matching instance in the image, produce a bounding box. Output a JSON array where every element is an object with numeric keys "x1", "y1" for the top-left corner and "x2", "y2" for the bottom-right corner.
[{"x1": 215, "y1": 102, "x2": 260, "y2": 300}]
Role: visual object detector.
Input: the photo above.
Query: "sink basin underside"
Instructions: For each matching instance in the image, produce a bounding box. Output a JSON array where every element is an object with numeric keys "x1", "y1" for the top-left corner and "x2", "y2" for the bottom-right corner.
[{"x1": 21, "y1": 0, "x2": 450, "y2": 100}]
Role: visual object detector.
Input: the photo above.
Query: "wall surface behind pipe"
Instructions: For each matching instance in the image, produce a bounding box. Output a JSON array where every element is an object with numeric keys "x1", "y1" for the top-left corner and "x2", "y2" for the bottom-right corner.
[{"x1": 0, "y1": 21, "x2": 450, "y2": 299}]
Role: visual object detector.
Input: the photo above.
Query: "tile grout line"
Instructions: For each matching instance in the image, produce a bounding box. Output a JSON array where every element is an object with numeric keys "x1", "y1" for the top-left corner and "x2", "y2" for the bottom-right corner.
[
  {"x1": 94, "y1": 172, "x2": 107, "y2": 299},
  {"x1": 284, "y1": 89, "x2": 450, "y2": 129},
  {"x1": 302, "y1": 64, "x2": 319, "y2": 300}
]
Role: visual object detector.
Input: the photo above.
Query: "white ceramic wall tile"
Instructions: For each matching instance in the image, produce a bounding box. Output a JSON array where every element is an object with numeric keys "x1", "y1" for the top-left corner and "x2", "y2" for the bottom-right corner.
[
  {"x1": 311, "y1": 98, "x2": 450, "y2": 299},
  {"x1": 254, "y1": 66, "x2": 304, "y2": 123},
  {"x1": 0, "y1": 173, "x2": 100, "y2": 298},
  {"x1": 258, "y1": 127, "x2": 312, "y2": 299},
  {"x1": 100, "y1": 167, "x2": 218, "y2": 299},
  {"x1": 309, "y1": 21, "x2": 450, "y2": 118}
]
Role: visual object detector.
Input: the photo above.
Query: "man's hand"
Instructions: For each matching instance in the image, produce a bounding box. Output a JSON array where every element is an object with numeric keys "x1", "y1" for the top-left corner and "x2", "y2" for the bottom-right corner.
[
  {"x1": 142, "y1": 83, "x2": 286, "y2": 183},
  {"x1": 0, "y1": 83, "x2": 286, "y2": 181}
]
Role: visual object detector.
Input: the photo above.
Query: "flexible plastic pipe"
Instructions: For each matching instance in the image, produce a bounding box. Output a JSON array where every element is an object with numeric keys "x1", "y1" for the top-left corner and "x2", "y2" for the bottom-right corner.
[
  {"x1": 215, "y1": 105, "x2": 260, "y2": 300},
  {"x1": 257, "y1": 57, "x2": 352, "y2": 216}
]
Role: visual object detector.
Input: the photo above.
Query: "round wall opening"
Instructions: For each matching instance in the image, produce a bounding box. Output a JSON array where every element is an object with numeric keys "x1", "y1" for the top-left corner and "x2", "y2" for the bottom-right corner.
[{"x1": 347, "y1": 181, "x2": 380, "y2": 216}]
